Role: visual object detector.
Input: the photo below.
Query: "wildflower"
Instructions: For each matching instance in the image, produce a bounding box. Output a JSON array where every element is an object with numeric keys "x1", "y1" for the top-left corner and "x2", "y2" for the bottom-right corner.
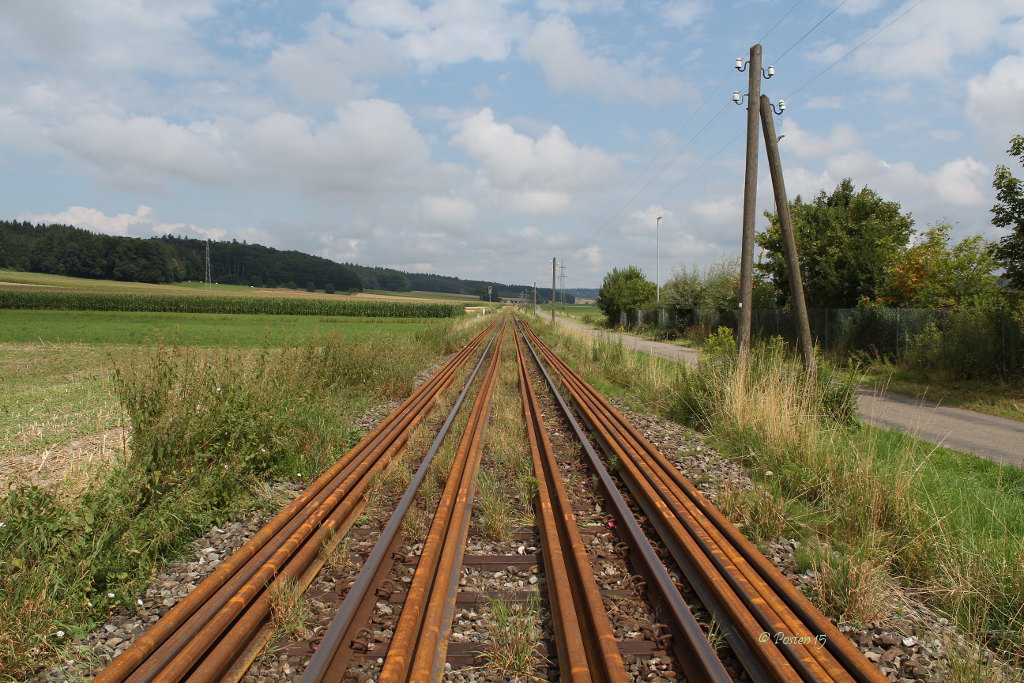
[
  {"x1": 297, "y1": 473, "x2": 303, "y2": 478},
  {"x1": 137, "y1": 599, "x2": 144, "y2": 606},
  {"x1": 87, "y1": 602, "x2": 93, "y2": 607},
  {"x1": 107, "y1": 592, "x2": 115, "y2": 599},
  {"x1": 56, "y1": 630, "x2": 65, "y2": 638},
  {"x1": 0, "y1": 521, "x2": 5, "y2": 528},
  {"x1": 216, "y1": 387, "x2": 222, "y2": 392},
  {"x1": 765, "y1": 470, "x2": 774, "y2": 477}
]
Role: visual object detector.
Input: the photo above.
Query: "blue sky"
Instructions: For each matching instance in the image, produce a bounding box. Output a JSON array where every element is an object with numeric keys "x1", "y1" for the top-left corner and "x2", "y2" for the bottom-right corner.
[{"x1": 2, "y1": 0, "x2": 1022, "y2": 288}]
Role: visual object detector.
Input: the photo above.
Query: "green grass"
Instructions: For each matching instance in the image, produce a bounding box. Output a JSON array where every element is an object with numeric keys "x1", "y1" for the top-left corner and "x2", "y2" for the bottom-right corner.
[
  {"x1": 0, "y1": 309, "x2": 442, "y2": 346},
  {"x1": 0, "y1": 344, "x2": 127, "y2": 462},
  {"x1": 363, "y1": 289, "x2": 481, "y2": 301},
  {"x1": 0, "y1": 316, "x2": 487, "y2": 677},
  {"x1": 539, "y1": 302, "x2": 602, "y2": 318},
  {"x1": 0, "y1": 289, "x2": 463, "y2": 318},
  {"x1": 851, "y1": 362, "x2": 1024, "y2": 422}
]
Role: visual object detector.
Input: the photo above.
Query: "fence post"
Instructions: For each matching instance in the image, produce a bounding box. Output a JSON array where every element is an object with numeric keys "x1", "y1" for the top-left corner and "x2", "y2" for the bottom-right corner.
[
  {"x1": 896, "y1": 307, "x2": 901, "y2": 357},
  {"x1": 1001, "y1": 307, "x2": 1007, "y2": 378}
]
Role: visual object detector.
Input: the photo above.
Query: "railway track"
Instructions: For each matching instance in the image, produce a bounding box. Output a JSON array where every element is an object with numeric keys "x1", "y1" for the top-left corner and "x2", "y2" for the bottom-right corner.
[{"x1": 90, "y1": 314, "x2": 886, "y2": 682}]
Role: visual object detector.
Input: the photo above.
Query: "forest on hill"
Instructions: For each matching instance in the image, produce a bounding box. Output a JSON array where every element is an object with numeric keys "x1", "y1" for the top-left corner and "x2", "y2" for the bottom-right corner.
[{"x1": 0, "y1": 221, "x2": 534, "y2": 299}]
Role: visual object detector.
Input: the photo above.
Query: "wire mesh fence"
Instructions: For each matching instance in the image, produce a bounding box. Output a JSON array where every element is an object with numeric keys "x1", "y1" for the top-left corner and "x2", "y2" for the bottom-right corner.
[{"x1": 619, "y1": 305, "x2": 1024, "y2": 379}]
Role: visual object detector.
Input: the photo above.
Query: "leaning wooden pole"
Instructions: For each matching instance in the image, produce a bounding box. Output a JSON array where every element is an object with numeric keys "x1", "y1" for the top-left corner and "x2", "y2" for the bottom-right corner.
[{"x1": 759, "y1": 94, "x2": 814, "y2": 371}]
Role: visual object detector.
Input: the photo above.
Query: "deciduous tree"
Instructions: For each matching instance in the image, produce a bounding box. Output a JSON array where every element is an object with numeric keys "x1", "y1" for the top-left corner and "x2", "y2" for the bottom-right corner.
[
  {"x1": 992, "y1": 134, "x2": 1024, "y2": 290},
  {"x1": 757, "y1": 178, "x2": 914, "y2": 308},
  {"x1": 881, "y1": 223, "x2": 1003, "y2": 308},
  {"x1": 596, "y1": 266, "x2": 656, "y2": 325}
]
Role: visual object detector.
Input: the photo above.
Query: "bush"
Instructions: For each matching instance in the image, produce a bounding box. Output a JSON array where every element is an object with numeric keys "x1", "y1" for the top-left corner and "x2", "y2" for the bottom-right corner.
[{"x1": 324, "y1": 283, "x2": 335, "y2": 294}]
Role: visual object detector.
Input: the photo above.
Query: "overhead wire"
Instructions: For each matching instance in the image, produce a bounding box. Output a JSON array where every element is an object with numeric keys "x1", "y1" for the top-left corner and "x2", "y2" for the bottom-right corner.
[
  {"x1": 785, "y1": 0, "x2": 929, "y2": 100},
  {"x1": 571, "y1": 0, "x2": 807, "y2": 256},
  {"x1": 772, "y1": 0, "x2": 849, "y2": 64},
  {"x1": 757, "y1": 0, "x2": 804, "y2": 45},
  {"x1": 571, "y1": 0, "x2": 928, "y2": 269}
]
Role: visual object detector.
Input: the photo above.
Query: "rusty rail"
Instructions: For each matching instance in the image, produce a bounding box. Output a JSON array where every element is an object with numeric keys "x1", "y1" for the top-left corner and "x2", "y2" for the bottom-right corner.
[
  {"x1": 513, "y1": 329, "x2": 628, "y2": 682},
  {"x1": 301, "y1": 324, "x2": 501, "y2": 681},
  {"x1": 377, "y1": 321, "x2": 506, "y2": 681},
  {"x1": 92, "y1": 323, "x2": 496, "y2": 683},
  {"x1": 516, "y1": 319, "x2": 732, "y2": 682},
  {"x1": 520, "y1": 318, "x2": 887, "y2": 683}
]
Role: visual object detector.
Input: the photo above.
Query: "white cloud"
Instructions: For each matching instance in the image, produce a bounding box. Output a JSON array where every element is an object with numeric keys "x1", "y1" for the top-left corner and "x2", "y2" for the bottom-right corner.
[
  {"x1": 772, "y1": 119, "x2": 991, "y2": 212},
  {"x1": 417, "y1": 195, "x2": 479, "y2": 231},
  {"x1": 0, "y1": 0, "x2": 219, "y2": 76},
  {"x1": 19, "y1": 205, "x2": 225, "y2": 240},
  {"x1": 781, "y1": 120, "x2": 860, "y2": 159},
  {"x1": 966, "y1": 54, "x2": 1024, "y2": 144},
  {"x1": 266, "y1": 14, "x2": 404, "y2": 103},
  {"x1": 452, "y1": 108, "x2": 620, "y2": 196},
  {"x1": 660, "y1": 0, "x2": 708, "y2": 28},
  {"x1": 805, "y1": 95, "x2": 844, "y2": 110},
  {"x1": 238, "y1": 29, "x2": 273, "y2": 49},
  {"x1": 49, "y1": 115, "x2": 233, "y2": 189},
  {"x1": 536, "y1": 0, "x2": 624, "y2": 12},
  {"x1": 234, "y1": 99, "x2": 437, "y2": 196},
  {"x1": 818, "y1": 0, "x2": 1024, "y2": 80},
  {"x1": 522, "y1": 14, "x2": 691, "y2": 105},
  {"x1": 344, "y1": 0, "x2": 529, "y2": 70},
  {"x1": 48, "y1": 99, "x2": 441, "y2": 197}
]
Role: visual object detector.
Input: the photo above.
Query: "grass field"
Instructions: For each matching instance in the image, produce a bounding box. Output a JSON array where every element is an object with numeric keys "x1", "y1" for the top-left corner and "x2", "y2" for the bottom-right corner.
[
  {"x1": 0, "y1": 302, "x2": 485, "y2": 675},
  {"x1": 539, "y1": 303, "x2": 602, "y2": 318},
  {"x1": 0, "y1": 270, "x2": 491, "y2": 307},
  {"x1": 0, "y1": 309, "x2": 444, "y2": 346}
]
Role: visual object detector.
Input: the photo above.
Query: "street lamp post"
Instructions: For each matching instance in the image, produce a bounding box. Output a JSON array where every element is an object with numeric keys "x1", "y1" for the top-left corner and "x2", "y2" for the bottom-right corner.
[{"x1": 656, "y1": 216, "x2": 663, "y2": 304}]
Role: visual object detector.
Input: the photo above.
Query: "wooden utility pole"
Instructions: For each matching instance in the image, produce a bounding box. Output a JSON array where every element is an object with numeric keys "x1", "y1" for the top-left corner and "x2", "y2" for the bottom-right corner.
[
  {"x1": 759, "y1": 95, "x2": 814, "y2": 370},
  {"x1": 533, "y1": 281, "x2": 537, "y2": 310},
  {"x1": 551, "y1": 258, "x2": 556, "y2": 323},
  {"x1": 738, "y1": 44, "x2": 763, "y2": 361}
]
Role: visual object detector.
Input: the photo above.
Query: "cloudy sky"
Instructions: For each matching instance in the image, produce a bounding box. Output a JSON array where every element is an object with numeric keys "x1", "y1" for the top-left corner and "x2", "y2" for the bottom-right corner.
[{"x1": 2, "y1": 1, "x2": 1022, "y2": 288}]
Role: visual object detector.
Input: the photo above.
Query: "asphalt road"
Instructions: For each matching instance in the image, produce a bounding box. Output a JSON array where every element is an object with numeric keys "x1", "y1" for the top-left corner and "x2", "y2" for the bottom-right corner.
[{"x1": 541, "y1": 309, "x2": 1023, "y2": 468}]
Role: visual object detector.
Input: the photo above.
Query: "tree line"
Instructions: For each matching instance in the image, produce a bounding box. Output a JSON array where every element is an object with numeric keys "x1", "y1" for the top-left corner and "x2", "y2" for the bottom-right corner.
[
  {"x1": 0, "y1": 221, "x2": 531, "y2": 298},
  {"x1": 598, "y1": 133, "x2": 1024, "y2": 323}
]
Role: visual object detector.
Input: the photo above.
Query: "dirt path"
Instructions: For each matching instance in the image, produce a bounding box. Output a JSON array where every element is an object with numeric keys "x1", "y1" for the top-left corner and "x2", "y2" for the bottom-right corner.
[{"x1": 541, "y1": 309, "x2": 1024, "y2": 468}]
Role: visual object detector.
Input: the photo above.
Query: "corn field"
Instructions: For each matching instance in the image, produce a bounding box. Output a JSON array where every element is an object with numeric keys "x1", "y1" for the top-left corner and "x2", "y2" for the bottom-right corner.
[{"x1": 0, "y1": 290, "x2": 464, "y2": 318}]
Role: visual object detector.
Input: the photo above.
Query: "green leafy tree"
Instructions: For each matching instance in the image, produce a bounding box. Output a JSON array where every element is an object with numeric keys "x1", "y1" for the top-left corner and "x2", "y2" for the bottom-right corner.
[
  {"x1": 305, "y1": 281, "x2": 316, "y2": 292},
  {"x1": 757, "y1": 178, "x2": 914, "y2": 308},
  {"x1": 881, "y1": 223, "x2": 1003, "y2": 308},
  {"x1": 596, "y1": 266, "x2": 656, "y2": 325},
  {"x1": 663, "y1": 258, "x2": 740, "y2": 311},
  {"x1": 992, "y1": 134, "x2": 1024, "y2": 290}
]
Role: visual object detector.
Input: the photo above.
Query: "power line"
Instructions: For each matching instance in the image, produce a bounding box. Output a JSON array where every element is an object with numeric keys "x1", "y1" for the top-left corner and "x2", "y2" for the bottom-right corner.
[
  {"x1": 574, "y1": 70, "x2": 735, "y2": 252},
  {"x1": 772, "y1": 0, "x2": 849, "y2": 64},
  {"x1": 757, "y1": 0, "x2": 804, "y2": 45},
  {"x1": 785, "y1": 0, "x2": 929, "y2": 100}
]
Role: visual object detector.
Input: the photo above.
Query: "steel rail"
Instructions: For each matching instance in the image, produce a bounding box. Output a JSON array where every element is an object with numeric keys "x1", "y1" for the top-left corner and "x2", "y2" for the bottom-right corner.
[
  {"x1": 301, "y1": 325, "x2": 501, "y2": 682},
  {"x1": 523, "y1": 322, "x2": 832, "y2": 680},
  {"x1": 378, "y1": 321, "x2": 506, "y2": 682},
  {"x1": 516, "y1": 319, "x2": 733, "y2": 683},
  {"x1": 521, "y1": 320, "x2": 886, "y2": 683},
  {"x1": 513, "y1": 330, "x2": 628, "y2": 682},
  {"x1": 93, "y1": 323, "x2": 496, "y2": 683}
]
